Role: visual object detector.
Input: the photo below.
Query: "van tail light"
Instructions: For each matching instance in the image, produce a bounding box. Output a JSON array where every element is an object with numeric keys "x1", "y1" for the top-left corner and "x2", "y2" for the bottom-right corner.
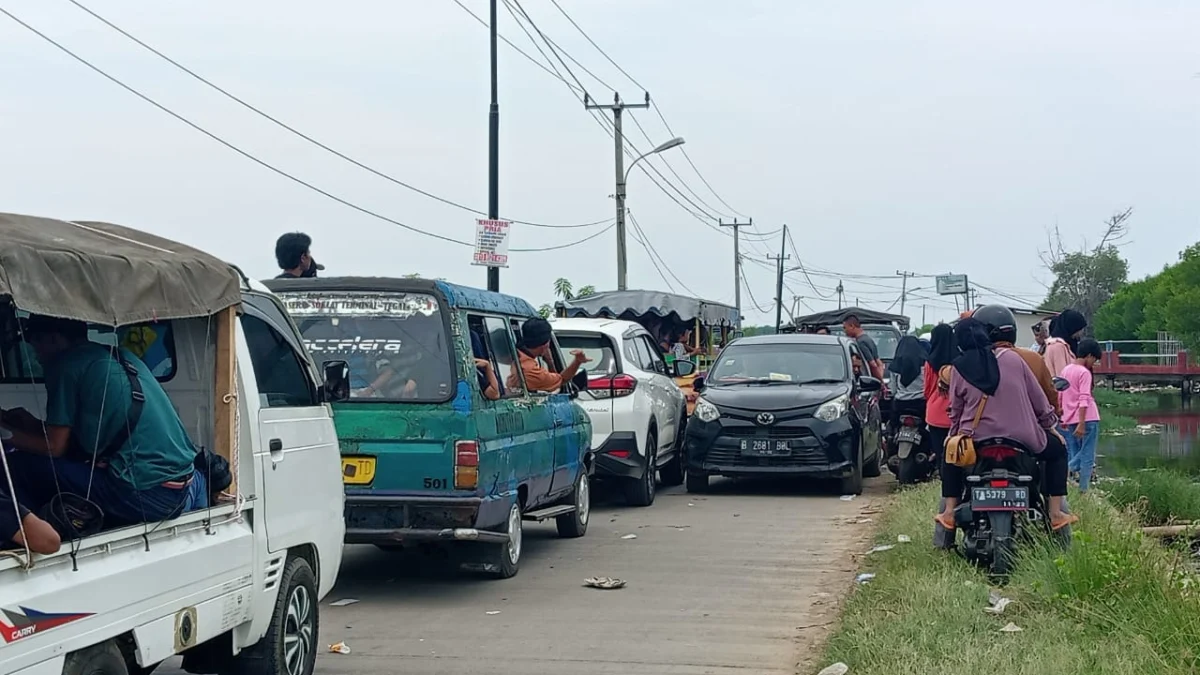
[
  {"x1": 979, "y1": 445, "x2": 1019, "y2": 462},
  {"x1": 454, "y1": 440, "x2": 479, "y2": 490},
  {"x1": 589, "y1": 374, "x2": 638, "y2": 399}
]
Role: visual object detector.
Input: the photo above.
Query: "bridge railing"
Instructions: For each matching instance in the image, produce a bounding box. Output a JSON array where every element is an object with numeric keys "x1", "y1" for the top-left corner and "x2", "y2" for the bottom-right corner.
[{"x1": 1100, "y1": 340, "x2": 1185, "y2": 366}]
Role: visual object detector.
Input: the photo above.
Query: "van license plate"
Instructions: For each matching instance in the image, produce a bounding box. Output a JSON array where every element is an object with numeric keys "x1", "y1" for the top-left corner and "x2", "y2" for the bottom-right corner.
[
  {"x1": 971, "y1": 486, "x2": 1028, "y2": 511},
  {"x1": 342, "y1": 456, "x2": 376, "y2": 485},
  {"x1": 740, "y1": 439, "x2": 790, "y2": 456}
]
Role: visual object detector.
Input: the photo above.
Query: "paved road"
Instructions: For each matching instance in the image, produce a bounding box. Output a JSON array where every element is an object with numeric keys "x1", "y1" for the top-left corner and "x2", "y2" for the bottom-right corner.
[{"x1": 308, "y1": 478, "x2": 882, "y2": 675}]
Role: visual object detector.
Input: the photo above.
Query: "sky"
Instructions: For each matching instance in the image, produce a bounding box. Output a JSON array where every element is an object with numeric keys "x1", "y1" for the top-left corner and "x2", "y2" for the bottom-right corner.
[{"x1": 1, "y1": 0, "x2": 1197, "y2": 328}]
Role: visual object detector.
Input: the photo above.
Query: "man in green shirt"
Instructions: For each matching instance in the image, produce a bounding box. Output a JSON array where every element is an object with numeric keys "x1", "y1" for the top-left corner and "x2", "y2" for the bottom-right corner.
[{"x1": 0, "y1": 315, "x2": 206, "y2": 527}]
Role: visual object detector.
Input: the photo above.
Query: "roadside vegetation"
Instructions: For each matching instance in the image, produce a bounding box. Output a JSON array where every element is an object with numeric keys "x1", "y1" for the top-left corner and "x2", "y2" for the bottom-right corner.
[
  {"x1": 1093, "y1": 387, "x2": 1162, "y2": 410},
  {"x1": 820, "y1": 484, "x2": 1200, "y2": 675},
  {"x1": 1102, "y1": 469, "x2": 1200, "y2": 526},
  {"x1": 1100, "y1": 413, "x2": 1138, "y2": 435}
]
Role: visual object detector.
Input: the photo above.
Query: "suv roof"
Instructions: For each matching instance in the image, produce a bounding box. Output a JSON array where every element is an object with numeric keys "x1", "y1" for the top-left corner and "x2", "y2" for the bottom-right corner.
[{"x1": 550, "y1": 317, "x2": 648, "y2": 340}]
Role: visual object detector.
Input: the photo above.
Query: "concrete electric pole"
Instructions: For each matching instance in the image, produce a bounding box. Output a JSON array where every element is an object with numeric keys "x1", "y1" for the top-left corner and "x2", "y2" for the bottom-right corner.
[
  {"x1": 767, "y1": 224, "x2": 791, "y2": 333},
  {"x1": 720, "y1": 218, "x2": 752, "y2": 328},
  {"x1": 585, "y1": 92, "x2": 651, "y2": 292},
  {"x1": 896, "y1": 270, "x2": 917, "y2": 317}
]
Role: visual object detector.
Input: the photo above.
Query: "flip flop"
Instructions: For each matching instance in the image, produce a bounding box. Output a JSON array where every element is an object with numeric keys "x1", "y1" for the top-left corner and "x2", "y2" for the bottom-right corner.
[
  {"x1": 1051, "y1": 514, "x2": 1079, "y2": 531},
  {"x1": 934, "y1": 513, "x2": 956, "y2": 530}
]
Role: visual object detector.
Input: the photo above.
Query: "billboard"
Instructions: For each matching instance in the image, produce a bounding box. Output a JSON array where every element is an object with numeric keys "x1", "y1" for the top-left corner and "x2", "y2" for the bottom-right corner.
[
  {"x1": 472, "y1": 218, "x2": 511, "y2": 267},
  {"x1": 936, "y1": 274, "x2": 969, "y2": 295}
]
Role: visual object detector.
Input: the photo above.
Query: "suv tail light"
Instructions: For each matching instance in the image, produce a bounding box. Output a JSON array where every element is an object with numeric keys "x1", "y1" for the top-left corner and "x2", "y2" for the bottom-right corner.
[
  {"x1": 589, "y1": 374, "x2": 638, "y2": 399},
  {"x1": 979, "y1": 445, "x2": 1019, "y2": 462},
  {"x1": 455, "y1": 440, "x2": 479, "y2": 490}
]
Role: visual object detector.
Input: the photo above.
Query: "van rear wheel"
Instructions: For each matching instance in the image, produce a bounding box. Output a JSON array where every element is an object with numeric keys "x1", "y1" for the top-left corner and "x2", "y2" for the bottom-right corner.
[
  {"x1": 483, "y1": 502, "x2": 522, "y2": 579},
  {"x1": 556, "y1": 472, "x2": 590, "y2": 538},
  {"x1": 63, "y1": 640, "x2": 129, "y2": 675}
]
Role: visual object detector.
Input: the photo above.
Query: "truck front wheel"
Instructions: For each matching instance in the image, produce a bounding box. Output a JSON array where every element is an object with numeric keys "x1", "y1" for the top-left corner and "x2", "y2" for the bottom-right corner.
[{"x1": 231, "y1": 556, "x2": 319, "y2": 675}]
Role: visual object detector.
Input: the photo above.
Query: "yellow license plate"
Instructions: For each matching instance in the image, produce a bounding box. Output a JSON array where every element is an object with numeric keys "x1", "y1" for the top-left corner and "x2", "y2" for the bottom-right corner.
[{"x1": 341, "y1": 456, "x2": 376, "y2": 485}]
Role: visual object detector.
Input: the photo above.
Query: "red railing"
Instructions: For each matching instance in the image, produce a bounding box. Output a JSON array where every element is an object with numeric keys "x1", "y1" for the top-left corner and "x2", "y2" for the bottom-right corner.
[{"x1": 1094, "y1": 351, "x2": 1200, "y2": 378}]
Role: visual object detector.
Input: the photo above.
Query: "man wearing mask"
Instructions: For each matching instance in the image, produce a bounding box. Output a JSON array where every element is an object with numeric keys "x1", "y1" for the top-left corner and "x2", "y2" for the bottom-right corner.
[{"x1": 274, "y1": 232, "x2": 324, "y2": 279}]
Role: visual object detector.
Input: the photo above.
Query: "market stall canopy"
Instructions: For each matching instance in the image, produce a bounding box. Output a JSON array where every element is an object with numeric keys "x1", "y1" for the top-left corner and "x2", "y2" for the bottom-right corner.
[
  {"x1": 0, "y1": 212, "x2": 243, "y2": 326},
  {"x1": 557, "y1": 290, "x2": 738, "y2": 325},
  {"x1": 793, "y1": 306, "x2": 911, "y2": 333}
]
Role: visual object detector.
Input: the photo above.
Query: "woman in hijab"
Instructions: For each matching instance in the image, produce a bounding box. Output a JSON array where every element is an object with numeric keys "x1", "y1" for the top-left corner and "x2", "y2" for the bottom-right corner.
[
  {"x1": 1042, "y1": 309, "x2": 1087, "y2": 377},
  {"x1": 934, "y1": 319, "x2": 1075, "y2": 532},
  {"x1": 923, "y1": 324, "x2": 956, "y2": 458},
  {"x1": 887, "y1": 336, "x2": 927, "y2": 438}
]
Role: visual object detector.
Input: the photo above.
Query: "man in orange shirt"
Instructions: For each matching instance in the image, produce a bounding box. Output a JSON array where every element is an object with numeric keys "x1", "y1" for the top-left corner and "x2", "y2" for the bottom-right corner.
[{"x1": 510, "y1": 318, "x2": 591, "y2": 393}]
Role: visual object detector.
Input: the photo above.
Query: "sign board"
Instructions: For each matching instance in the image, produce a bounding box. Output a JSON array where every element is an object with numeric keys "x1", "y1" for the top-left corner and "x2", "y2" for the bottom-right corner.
[
  {"x1": 472, "y1": 219, "x2": 511, "y2": 267},
  {"x1": 280, "y1": 291, "x2": 439, "y2": 317},
  {"x1": 936, "y1": 274, "x2": 969, "y2": 295}
]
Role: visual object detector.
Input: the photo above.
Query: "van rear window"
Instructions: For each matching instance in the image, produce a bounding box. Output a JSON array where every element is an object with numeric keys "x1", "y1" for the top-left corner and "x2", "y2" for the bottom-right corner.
[{"x1": 282, "y1": 291, "x2": 454, "y2": 402}]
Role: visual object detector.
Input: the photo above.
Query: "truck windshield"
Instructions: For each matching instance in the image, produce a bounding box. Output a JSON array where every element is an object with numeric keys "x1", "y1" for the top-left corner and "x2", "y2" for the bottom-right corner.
[
  {"x1": 282, "y1": 291, "x2": 454, "y2": 401},
  {"x1": 828, "y1": 326, "x2": 900, "y2": 360}
]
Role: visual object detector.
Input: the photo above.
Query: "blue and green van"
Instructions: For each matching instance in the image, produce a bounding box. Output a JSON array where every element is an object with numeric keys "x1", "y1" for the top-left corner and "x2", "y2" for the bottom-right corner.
[{"x1": 266, "y1": 277, "x2": 593, "y2": 578}]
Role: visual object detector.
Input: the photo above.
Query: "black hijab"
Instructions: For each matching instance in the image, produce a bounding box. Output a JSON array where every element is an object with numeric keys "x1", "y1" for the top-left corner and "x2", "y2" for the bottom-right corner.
[
  {"x1": 927, "y1": 323, "x2": 957, "y2": 372},
  {"x1": 888, "y1": 336, "x2": 926, "y2": 387},
  {"x1": 952, "y1": 318, "x2": 1000, "y2": 396},
  {"x1": 1049, "y1": 309, "x2": 1087, "y2": 355}
]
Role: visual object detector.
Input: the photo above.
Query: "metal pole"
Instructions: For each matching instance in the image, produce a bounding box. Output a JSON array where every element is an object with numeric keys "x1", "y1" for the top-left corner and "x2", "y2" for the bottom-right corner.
[
  {"x1": 486, "y1": 0, "x2": 500, "y2": 292},
  {"x1": 896, "y1": 270, "x2": 914, "y2": 316},
  {"x1": 613, "y1": 107, "x2": 627, "y2": 291},
  {"x1": 770, "y1": 225, "x2": 789, "y2": 333},
  {"x1": 720, "y1": 218, "x2": 750, "y2": 329}
]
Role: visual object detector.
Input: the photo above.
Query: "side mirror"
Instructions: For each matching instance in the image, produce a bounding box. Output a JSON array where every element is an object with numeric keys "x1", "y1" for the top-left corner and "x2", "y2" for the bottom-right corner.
[
  {"x1": 857, "y1": 376, "x2": 882, "y2": 392},
  {"x1": 571, "y1": 368, "x2": 590, "y2": 393},
  {"x1": 674, "y1": 360, "x2": 697, "y2": 377},
  {"x1": 322, "y1": 360, "x2": 351, "y2": 402},
  {"x1": 1052, "y1": 376, "x2": 1070, "y2": 392},
  {"x1": 692, "y1": 376, "x2": 706, "y2": 392}
]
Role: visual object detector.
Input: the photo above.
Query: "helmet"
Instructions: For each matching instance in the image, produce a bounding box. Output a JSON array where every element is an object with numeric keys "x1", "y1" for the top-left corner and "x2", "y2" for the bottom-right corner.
[{"x1": 972, "y1": 304, "x2": 1017, "y2": 344}]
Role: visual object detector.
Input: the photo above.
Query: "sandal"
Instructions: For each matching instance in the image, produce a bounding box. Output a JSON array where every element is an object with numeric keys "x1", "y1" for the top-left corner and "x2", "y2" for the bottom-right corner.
[
  {"x1": 934, "y1": 512, "x2": 956, "y2": 530},
  {"x1": 1051, "y1": 513, "x2": 1079, "y2": 531}
]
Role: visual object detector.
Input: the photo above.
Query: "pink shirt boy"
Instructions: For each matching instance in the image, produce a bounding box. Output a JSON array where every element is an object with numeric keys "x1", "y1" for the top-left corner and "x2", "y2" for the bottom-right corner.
[{"x1": 1059, "y1": 363, "x2": 1100, "y2": 426}]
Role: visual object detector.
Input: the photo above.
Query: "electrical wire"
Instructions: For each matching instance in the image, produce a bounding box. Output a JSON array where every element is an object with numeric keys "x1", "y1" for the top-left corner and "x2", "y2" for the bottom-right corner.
[
  {"x1": 651, "y1": 103, "x2": 748, "y2": 219},
  {"x1": 627, "y1": 113, "x2": 730, "y2": 219},
  {"x1": 628, "y1": 211, "x2": 699, "y2": 296},
  {"x1": 0, "y1": 6, "x2": 609, "y2": 254},
  {"x1": 627, "y1": 218, "x2": 675, "y2": 293},
  {"x1": 63, "y1": 0, "x2": 609, "y2": 230},
  {"x1": 739, "y1": 267, "x2": 772, "y2": 314}
]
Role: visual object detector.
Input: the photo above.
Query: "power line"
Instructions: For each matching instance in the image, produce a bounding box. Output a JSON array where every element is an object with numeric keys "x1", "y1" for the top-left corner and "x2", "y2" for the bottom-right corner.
[
  {"x1": 0, "y1": 6, "x2": 608, "y2": 254},
  {"x1": 627, "y1": 214, "x2": 675, "y2": 293},
  {"x1": 61, "y1": 0, "x2": 609, "y2": 230},
  {"x1": 651, "y1": 103, "x2": 748, "y2": 219},
  {"x1": 547, "y1": 0, "x2": 647, "y2": 90},
  {"x1": 740, "y1": 267, "x2": 772, "y2": 314},
  {"x1": 450, "y1": 0, "x2": 583, "y2": 93},
  {"x1": 628, "y1": 211, "x2": 698, "y2": 296},
  {"x1": 627, "y1": 113, "x2": 729, "y2": 219}
]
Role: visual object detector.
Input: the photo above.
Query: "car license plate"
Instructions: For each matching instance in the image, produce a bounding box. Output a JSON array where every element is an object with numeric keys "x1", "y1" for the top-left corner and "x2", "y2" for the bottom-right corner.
[
  {"x1": 971, "y1": 486, "x2": 1029, "y2": 511},
  {"x1": 740, "y1": 439, "x2": 790, "y2": 456},
  {"x1": 897, "y1": 428, "x2": 921, "y2": 443},
  {"x1": 341, "y1": 456, "x2": 376, "y2": 485}
]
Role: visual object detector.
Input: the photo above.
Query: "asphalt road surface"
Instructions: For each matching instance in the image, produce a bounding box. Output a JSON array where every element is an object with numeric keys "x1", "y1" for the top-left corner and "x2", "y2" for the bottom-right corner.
[{"x1": 157, "y1": 476, "x2": 883, "y2": 675}]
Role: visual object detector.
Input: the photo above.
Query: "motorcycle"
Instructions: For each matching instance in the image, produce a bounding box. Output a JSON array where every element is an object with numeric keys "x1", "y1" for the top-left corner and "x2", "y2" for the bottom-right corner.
[
  {"x1": 884, "y1": 413, "x2": 936, "y2": 484},
  {"x1": 952, "y1": 437, "x2": 1069, "y2": 576}
]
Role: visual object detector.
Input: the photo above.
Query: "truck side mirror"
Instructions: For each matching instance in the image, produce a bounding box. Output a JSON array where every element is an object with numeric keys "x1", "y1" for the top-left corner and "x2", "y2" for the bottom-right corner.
[{"x1": 322, "y1": 360, "x2": 351, "y2": 402}]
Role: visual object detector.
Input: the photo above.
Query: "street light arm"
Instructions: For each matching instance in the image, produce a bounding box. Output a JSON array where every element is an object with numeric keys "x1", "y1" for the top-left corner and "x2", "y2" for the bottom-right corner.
[{"x1": 621, "y1": 136, "x2": 686, "y2": 183}]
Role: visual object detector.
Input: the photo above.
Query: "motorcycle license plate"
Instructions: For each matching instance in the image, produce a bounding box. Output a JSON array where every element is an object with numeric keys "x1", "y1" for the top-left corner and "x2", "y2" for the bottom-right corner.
[
  {"x1": 740, "y1": 439, "x2": 791, "y2": 456},
  {"x1": 971, "y1": 486, "x2": 1029, "y2": 511},
  {"x1": 897, "y1": 428, "x2": 921, "y2": 443}
]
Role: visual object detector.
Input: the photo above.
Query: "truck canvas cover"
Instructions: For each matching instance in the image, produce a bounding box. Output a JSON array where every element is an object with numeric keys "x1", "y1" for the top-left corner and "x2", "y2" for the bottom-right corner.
[
  {"x1": 0, "y1": 212, "x2": 242, "y2": 325},
  {"x1": 557, "y1": 290, "x2": 738, "y2": 326},
  {"x1": 793, "y1": 306, "x2": 910, "y2": 333}
]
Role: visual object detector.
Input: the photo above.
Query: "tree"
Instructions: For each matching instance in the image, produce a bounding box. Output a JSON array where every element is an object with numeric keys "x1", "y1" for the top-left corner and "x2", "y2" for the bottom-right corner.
[
  {"x1": 553, "y1": 278, "x2": 574, "y2": 301},
  {"x1": 1040, "y1": 208, "x2": 1132, "y2": 327},
  {"x1": 576, "y1": 285, "x2": 596, "y2": 298},
  {"x1": 1093, "y1": 241, "x2": 1200, "y2": 352},
  {"x1": 537, "y1": 304, "x2": 553, "y2": 319},
  {"x1": 914, "y1": 323, "x2": 936, "y2": 336}
]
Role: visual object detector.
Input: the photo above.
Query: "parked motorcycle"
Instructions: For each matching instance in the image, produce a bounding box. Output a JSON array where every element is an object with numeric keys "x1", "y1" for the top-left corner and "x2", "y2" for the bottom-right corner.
[{"x1": 884, "y1": 413, "x2": 936, "y2": 484}]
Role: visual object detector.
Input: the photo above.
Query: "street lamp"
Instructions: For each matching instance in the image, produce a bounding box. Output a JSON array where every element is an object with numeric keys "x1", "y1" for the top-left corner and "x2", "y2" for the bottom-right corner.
[{"x1": 615, "y1": 136, "x2": 686, "y2": 290}]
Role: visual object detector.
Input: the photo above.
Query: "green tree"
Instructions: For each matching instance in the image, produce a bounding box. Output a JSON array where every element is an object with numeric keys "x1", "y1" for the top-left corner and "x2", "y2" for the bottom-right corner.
[
  {"x1": 913, "y1": 324, "x2": 935, "y2": 336},
  {"x1": 576, "y1": 285, "x2": 596, "y2": 298},
  {"x1": 537, "y1": 304, "x2": 553, "y2": 319},
  {"x1": 553, "y1": 278, "x2": 574, "y2": 300},
  {"x1": 1041, "y1": 208, "x2": 1132, "y2": 328},
  {"x1": 1093, "y1": 241, "x2": 1200, "y2": 352}
]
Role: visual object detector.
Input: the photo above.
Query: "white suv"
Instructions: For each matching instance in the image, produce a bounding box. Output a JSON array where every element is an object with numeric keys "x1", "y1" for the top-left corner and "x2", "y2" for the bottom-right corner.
[{"x1": 552, "y1": 318, "x2": 693, "y2": 506}]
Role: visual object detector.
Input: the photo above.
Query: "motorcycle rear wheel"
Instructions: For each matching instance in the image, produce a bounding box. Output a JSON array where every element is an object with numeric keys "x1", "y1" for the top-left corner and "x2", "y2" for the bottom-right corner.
[{"x1": 987, "y1": 511, "x2": 1017, "y2": 577}]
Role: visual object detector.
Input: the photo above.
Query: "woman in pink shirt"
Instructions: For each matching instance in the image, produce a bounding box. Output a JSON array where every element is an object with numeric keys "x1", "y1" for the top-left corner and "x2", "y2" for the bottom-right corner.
[
  {"x1": 1042, "y1": 309, "x2": 1087, "y2": 377},
  {"x1": 1061, "y1": 338, "x2": 1103, "y2": 492}
]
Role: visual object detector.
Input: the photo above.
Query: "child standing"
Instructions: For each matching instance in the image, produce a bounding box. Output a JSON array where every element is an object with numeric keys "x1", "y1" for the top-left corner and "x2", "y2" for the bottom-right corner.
[{"x1": 1060, "y1": 338, "x2": 1103, "y2": 492}]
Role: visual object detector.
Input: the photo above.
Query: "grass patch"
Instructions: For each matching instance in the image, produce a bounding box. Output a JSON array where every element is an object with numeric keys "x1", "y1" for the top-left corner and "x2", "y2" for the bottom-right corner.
[
  {"x1": 1094, "y1": 388, "x2": 1161, "y2": 409},
  {"x1": 820, "y1": 484, "x2": 1200, "y2": 675},
  {"x1": 1103, "y1": 469, "x2": 1200, "y2": 526},
  {"x1": 1101, "y1": 413, "x2": 1138, "y2": 435}
]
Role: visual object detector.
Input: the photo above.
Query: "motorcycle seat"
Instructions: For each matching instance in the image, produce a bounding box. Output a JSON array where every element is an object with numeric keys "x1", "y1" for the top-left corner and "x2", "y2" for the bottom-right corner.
[{"x1": 974, "y1": 437, "x2": 1034, "y2": 454}]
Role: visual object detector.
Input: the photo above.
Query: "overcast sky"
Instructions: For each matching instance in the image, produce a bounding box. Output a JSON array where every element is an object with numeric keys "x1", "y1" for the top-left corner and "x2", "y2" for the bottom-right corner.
[{"x1": 2, "y1": 0, "x2": 1197, "y2": 327}]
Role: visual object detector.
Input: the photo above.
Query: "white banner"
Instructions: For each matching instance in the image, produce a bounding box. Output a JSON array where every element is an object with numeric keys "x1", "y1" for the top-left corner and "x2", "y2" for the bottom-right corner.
[{"x1": 472, "y1": 218, "x2": 512, "y2": 267}]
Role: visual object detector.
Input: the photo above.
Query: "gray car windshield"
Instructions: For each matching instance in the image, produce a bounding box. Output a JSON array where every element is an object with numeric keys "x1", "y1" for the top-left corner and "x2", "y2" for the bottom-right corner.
[{"x1": 708, "y1": 343, "x2": 847, "y2": 385}]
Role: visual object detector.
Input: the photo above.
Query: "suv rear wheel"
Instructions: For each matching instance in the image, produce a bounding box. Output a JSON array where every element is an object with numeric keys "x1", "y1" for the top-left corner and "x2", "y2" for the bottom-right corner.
[{"x1": 623, "y1": 429, "x2": 657, "y2": 507}]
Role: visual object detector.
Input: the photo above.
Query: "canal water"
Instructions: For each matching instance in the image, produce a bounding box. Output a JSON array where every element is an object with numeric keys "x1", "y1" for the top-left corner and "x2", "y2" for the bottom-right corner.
[{"x1": 1101, "y1": 393, "x2": 1200, "y2": 475}]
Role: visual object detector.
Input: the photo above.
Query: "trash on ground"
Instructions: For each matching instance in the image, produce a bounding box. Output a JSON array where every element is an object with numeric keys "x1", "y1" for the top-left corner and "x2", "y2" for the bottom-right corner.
[
  {"x1": 687, "y1": 503, "x2": 695, "y2": 507},
  {"x1": 999, "y1": 622, "x2": 1023, "y2": 633},
  {"x1": 817, "y1": 663, "x2": 850, "y2": 675},
  {"x1": 897, "y1": 534, "x2": 912, "y2": 543},
  {"x1": 985, "y1": 597, "x2": 1014, "y2": 614},
  {"x1": 840, "y1": 494, "x2": 856, "y2": 501},
  {"x1": 854, "y1": 573, "x2": 876, "y2": 584},
  {"x1": 485, "y1": 610, "x2": 502, "y2": 615},
  {"x1": 621, "y1": 534, "x2": 638, "y2": 540},
  {"x1": 584, "y1": 576, "x2": 627, "y2": 590},
  {"x1": 671, "y1": 525, "x2": 691, "y2": 530},
  {"x1": 328, "y1": 642, "x2": 351, "y2": 654},
  {"x1": 866, "y1": 544, "x2": 895, "y2": 554},
  {"x1": 329, "y1": 598, "x2": 359, "y2": 607}
]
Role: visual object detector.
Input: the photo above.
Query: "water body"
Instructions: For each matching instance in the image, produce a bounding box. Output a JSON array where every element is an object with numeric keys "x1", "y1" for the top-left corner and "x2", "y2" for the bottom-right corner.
[{"x1": 1101, "y1": 393, "x2": 1200, "y2": 475}]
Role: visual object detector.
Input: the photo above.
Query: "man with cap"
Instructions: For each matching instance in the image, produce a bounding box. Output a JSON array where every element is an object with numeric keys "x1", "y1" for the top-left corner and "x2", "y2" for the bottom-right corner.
[
  {"x1": 275, "y1": 232, "x2": 324, "y2": 279},
  {"x1": 509, "y1": 318, "x2": 590, "y2": 393}
]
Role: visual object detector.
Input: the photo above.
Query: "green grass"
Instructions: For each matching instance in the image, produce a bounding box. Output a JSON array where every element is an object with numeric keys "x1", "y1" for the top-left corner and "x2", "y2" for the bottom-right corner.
[
  {"x1": 1103, "y1": 469, "x2": 1200, "y2": 526},
  {"x1": 819, "y1": 485, "x2": 1200, "y2": 675},
  {"x1": 1101, "y1": 413, "x2": 1138, "y2": 435},
  {"x1": 1093, "y1": 388, "x2": 1162, "y2": 410}
]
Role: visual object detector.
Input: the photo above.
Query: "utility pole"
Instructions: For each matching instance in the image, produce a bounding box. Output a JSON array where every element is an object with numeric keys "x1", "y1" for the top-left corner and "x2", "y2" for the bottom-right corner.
[
  {"x1": 586, "y1": 92, "x2": 650, "y2": 291},
  {"x1": 767, "y1": 225, "x2": 791, "y2": 333},
  {"x1": 922, "y1": 304, "x2": 927, "y2": 327},
  {"x1": 720, "y1": 218, "x2": 751, "y2": 328},
  {"x1": 485, "y1": 0, "x2": 501, "y2": 292},
  {"x1": 896, "y1": 270, "x2": 916, "y2": 316},
  {"x1": 836, "y1": 280, "x2": 845, "y2": 309}
]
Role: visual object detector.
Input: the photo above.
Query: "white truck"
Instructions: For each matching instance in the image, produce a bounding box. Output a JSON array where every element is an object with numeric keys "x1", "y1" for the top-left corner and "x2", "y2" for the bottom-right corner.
[{"x1": 0, "y1": 213, "x2": 347, "y2": 675}]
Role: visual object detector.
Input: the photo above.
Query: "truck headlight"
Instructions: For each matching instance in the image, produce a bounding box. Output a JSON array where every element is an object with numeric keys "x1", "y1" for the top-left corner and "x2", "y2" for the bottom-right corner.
[
  {"x1": 814, "y1": 394, "x2": 849, "y2": 422},
  {"x1": 694, "y1": 397, "x2": 721, "y2": 423}
]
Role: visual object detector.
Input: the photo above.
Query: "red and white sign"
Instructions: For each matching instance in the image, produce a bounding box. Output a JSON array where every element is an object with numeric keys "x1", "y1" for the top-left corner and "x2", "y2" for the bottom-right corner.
[{"x1": 472, "y1": 218, "x2": 512, "y2": 267}]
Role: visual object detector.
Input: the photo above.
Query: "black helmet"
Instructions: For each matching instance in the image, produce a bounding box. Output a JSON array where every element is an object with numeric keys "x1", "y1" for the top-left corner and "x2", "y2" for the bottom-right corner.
[{"x1": 972, "y1": 304, "x2": 1017, "y2": 344}]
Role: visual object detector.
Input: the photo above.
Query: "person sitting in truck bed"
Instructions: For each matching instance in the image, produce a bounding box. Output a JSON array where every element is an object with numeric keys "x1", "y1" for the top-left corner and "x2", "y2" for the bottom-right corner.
[
  {"x1": 0, "y1": 315, "x2": 207, "y2": 529},
  {"x1": 0, "y1": 489, "x2": 60, "y2": 554},
  {"x1": 509, "y1": 318, "x2": 590, "y2": 394}
]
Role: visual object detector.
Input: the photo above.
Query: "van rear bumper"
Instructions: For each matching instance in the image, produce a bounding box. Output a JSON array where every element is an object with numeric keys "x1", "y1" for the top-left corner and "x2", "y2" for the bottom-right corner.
[{"x1": 343, "y1": 494, "x2": 509, "y2": 545}]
